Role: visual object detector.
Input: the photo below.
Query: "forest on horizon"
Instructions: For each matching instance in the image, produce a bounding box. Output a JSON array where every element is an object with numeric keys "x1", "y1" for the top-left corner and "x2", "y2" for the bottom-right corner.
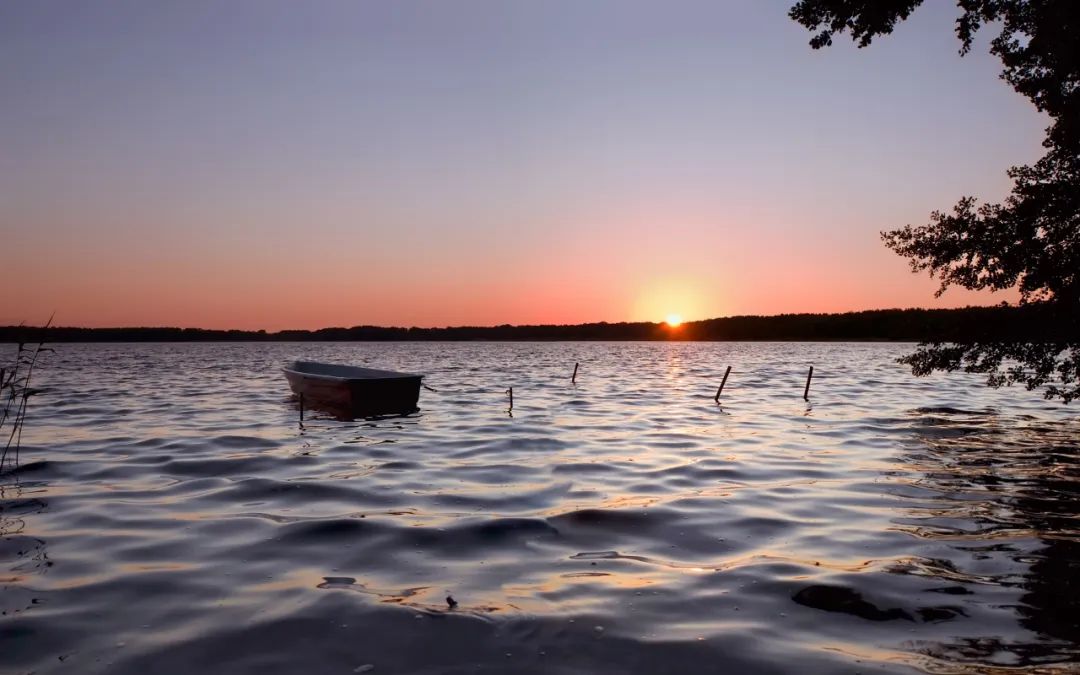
[{"x1": 0, "y1": 306, "x2": 1063, "y2": 343}]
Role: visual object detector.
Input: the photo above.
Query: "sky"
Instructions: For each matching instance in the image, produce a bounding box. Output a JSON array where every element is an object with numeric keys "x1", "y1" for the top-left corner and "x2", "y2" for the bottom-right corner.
[{"x1": 1, "y1": 1, "x2": 1047, "y2": 330}]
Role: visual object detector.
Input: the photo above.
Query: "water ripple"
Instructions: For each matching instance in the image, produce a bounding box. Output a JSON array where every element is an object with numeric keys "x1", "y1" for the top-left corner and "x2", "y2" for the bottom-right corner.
[{"x1": 1, "y1": 342, "x2": 1078, "y2": 674}]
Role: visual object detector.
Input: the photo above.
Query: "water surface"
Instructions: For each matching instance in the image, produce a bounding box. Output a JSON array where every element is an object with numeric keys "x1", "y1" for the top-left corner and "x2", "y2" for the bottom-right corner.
[{"x1": 3, "y1": 342, "x2": 1078, "y2": 673}]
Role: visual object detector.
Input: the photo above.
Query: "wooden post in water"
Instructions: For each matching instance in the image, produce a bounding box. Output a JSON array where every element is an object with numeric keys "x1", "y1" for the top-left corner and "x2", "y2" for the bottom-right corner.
[
  {"x1": 714, "y1": 366, "x2": 732, "y2": 402},
  {"x1": 572, "y1": 362, "x2": 579, "y2": 383},
  {"x1": 507, "y1": 387, "x2": 513, "y2": 412},
  {"x1": 803, "y1": 366, "x2": 814, "y2": 401},
  {"x1": 299, "y1": 393, "x2": 305, "y2": 423}
]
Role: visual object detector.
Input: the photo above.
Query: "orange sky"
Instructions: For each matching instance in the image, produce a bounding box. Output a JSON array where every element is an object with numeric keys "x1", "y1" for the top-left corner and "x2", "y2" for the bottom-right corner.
[{"x1": 5, "y1": 208, "x2": 1018, "y2": 330}]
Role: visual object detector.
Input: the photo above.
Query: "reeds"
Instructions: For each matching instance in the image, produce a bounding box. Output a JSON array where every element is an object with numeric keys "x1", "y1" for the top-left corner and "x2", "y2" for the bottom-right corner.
[{"x1": 1, "y1": 320, "x2": 51, "y2": 474}]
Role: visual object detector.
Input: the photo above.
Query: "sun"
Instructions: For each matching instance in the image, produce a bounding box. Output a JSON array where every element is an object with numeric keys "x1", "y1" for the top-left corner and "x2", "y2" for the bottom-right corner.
[{"x1": 664, "y1": 313, "x2": 683, "y2": 327}]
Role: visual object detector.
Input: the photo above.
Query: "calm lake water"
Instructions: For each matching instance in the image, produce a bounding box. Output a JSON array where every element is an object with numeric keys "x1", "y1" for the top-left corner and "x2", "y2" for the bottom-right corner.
[{"x1": 3, "y1": 342, "x2": 1079, "y2": 674}]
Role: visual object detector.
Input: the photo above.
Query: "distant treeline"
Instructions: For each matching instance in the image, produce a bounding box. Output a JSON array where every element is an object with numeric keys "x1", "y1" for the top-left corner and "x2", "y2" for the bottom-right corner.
[{"x1": 0, "y1": 306, "x2": 1068, "y2": 343}]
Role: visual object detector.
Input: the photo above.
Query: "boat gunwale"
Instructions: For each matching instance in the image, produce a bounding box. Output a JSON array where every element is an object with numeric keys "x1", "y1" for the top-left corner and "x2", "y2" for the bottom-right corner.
[{"x1": 283, "y1": 360, "x2": 422, "y2": 383}]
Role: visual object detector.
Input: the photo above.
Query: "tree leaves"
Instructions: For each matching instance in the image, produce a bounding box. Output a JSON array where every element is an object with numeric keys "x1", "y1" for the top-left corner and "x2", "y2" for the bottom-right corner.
[
  {"x1": 788, "y1": 1, "x2": 923, "y2": 49},
  {"x1": 902, "y1": 341, "x2": 1079, "y2": 402},
  {"x1": 791, "y1": 0, "x2": 1080, "y2": 402}
]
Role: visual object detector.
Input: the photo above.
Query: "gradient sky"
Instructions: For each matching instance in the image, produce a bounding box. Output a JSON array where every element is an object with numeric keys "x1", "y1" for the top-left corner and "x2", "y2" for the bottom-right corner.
[{"x1": 1, "y1": 1, "x2": 1046, "y2": 330}]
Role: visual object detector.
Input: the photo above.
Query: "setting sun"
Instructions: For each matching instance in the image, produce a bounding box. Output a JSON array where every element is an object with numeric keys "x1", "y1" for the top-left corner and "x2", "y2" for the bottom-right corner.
[{"x1": 665, "y1": 313, "x2": 683, "y2": 327}]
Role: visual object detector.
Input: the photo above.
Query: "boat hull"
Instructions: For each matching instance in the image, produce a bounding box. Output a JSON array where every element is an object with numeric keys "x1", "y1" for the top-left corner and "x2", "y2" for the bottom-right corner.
[{"x1": 283, "y1": 362, "x2": 421, "y2": 418}]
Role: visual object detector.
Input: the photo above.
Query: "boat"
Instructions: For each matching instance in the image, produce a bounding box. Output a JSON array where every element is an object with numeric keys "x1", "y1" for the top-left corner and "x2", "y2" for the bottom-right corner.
[{"x1": 283, "y1": 361, "x2": 422, "y2": 418}]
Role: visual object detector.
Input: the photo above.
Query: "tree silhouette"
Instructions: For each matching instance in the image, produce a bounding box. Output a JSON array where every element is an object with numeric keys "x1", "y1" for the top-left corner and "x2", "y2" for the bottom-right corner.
[{"x1": 790, "y1": 0, "x2": 1079, "y2": 402}]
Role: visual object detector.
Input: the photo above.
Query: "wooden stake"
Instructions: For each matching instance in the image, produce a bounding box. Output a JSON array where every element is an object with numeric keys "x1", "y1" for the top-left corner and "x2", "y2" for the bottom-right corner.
[
  {"x1": 299, "y1": 393, "x2": 305, "y2": 422},
  {"x1": 507, "y1": 387, "x2": 513, "y2": 411},
  {"x1": 572, "y1": 362, "x2": 579, "y2": 383},
  {"x1": 803, "y1": 366, "x2": 814, "y2": 401},
  {"x1": 714, "y1": 366, "x2": 731, "y2": 402}
]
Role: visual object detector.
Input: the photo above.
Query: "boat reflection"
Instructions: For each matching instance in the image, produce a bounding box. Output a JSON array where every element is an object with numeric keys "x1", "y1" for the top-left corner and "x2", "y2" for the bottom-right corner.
[{"x1": 288, "y1": 395, "x2": 420, "y2": 423}]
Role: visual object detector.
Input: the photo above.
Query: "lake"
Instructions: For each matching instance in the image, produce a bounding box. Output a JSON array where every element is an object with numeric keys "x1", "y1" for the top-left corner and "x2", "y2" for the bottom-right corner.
[{"x1": 2, "y1": 342, "x2": 1079, "y2": 674}]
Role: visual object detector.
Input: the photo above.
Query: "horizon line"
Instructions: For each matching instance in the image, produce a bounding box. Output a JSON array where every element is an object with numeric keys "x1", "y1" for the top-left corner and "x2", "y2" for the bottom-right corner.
[{"x1": 1, "y1": 304, "x2": 1012, "y2": 333}]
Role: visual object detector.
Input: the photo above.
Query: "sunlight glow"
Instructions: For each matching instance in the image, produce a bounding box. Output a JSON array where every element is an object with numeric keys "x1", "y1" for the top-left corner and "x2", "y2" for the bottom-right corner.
[{"x1": 631, "y1": 278, "x2": 714, "y2": 328}]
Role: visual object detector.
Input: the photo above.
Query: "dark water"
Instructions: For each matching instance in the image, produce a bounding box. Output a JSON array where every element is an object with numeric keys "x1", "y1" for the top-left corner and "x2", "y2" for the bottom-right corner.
[{"x1": 2, "y1": 342, "x2": 1079, "y2": 674}]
